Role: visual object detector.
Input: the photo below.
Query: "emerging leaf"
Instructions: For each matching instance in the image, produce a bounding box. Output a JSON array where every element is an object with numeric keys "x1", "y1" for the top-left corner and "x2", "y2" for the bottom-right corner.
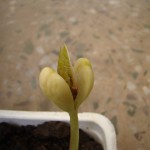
[{"x1": 57, "y1": 45, "x2": 78, "y2": 99}]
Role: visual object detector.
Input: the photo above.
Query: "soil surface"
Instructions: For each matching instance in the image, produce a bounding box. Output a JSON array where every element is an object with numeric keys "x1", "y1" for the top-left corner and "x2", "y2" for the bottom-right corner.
[{"x1": 0, "y1": 121, "x2": 103, "y2": 150}]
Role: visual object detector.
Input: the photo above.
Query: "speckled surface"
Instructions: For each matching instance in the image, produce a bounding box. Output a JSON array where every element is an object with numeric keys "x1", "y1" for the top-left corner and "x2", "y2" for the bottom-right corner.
[{"x1": 0, "y1": 0, "x2": 150, "y2": 149}]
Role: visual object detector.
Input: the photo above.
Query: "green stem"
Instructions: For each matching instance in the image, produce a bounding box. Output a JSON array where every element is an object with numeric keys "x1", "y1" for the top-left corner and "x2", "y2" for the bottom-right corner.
[{"x1": 69, "y1": 109, "x2": 79, "y2": 150}]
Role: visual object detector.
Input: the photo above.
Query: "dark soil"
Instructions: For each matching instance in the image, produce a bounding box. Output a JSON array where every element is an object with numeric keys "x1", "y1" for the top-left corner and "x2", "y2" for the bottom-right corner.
[{"x1": 0, "y1": 121, "x2": 103, "y2": 150}]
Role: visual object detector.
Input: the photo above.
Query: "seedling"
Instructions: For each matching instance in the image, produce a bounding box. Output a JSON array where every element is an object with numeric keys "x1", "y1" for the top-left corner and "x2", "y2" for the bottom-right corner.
[{"x1": 39, "y1": 45, "x2": 94, "y2": 150}]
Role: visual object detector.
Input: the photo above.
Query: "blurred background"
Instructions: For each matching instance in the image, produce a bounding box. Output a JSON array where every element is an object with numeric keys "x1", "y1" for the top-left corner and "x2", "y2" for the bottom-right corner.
[{"x1": 0, "y1": 0, "x2": 150, "y2": 149}]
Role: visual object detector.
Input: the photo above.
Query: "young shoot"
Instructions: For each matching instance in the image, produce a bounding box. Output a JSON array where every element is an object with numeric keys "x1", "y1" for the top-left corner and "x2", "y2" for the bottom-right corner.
[{"x1": 39, "y1": 45, "x2": 94, "y2": 150}]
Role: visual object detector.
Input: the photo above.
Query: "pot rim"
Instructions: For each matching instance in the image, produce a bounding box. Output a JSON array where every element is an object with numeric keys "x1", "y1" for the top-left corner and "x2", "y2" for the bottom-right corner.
[{"x1": 0, "y1": 110, "x2": 117, "y2": 150}]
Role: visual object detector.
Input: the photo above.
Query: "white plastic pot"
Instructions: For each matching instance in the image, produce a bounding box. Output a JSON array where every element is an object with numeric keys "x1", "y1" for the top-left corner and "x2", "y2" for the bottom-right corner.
[{"x1": 0, "y1": 110, "x2": 117, "y2": 150}]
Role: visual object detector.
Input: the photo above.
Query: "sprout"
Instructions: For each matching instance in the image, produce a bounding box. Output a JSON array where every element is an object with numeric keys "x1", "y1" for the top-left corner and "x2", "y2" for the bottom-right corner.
[{"x1": 39, "y1": 45, "x2": 94, "y2": 150}]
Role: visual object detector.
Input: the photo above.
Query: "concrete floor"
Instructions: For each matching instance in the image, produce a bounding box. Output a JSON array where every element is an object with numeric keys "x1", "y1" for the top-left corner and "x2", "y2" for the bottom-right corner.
[{"x1": 0, "y1": 0, "x2": 150, "y2": 149}]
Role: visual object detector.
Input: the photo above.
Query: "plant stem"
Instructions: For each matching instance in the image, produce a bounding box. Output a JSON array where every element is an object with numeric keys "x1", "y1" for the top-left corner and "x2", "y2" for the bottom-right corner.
[{"x1": 69, "y1": 109, "x2": 79, "y2": 150}]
